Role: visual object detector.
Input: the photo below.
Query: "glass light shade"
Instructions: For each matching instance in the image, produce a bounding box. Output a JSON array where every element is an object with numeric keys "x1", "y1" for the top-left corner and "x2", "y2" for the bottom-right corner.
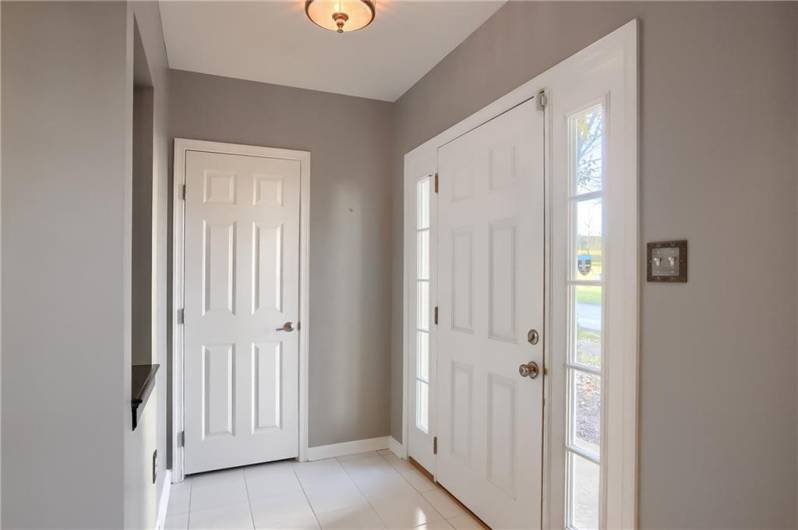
[{"x1": 305, "y1": 0, "x2": 375, "y2": 33}]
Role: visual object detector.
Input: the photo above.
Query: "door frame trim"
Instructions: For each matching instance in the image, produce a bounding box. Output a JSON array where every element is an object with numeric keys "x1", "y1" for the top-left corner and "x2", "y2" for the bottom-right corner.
[
  {"x1": 171, "y1": 138, "x2": 311, "y2": 482},
  {"x1": 401, "y1": 20, "x2": 638, "y2": 528}
]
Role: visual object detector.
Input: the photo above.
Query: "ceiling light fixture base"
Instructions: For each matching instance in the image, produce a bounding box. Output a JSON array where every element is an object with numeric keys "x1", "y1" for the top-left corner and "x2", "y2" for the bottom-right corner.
[{"x1": 305, "y1": 0, "x2": 376, "y2": 34}]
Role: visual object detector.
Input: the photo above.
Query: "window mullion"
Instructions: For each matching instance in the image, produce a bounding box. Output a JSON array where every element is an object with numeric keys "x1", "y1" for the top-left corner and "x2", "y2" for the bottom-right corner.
[{"x1": 565, "y1": 444, "x2": 600, "y2": 465}]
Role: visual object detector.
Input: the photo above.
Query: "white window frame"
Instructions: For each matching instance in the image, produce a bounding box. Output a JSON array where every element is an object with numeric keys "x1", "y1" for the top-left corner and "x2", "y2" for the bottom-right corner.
[
  {"x1": 414, "y1": 176, "x2": 433, "y2": 434},
  {"x1": 171, "y1": 138, "x2": 311, "y2": 482},
  {"x1": 562, "y1": 98, "x2": 608, "y2": 530},
  {"x1": 402, "y1": 20, "x2": 638, "y2": 529},
  {"x1": 402, "y1": 149, "x2": 439, "y2": 471}
]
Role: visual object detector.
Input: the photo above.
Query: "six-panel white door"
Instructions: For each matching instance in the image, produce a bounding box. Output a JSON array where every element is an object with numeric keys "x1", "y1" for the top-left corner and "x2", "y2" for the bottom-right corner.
[
  {"x1": 436, "y1": 98, "x2": 545, "y2": 529},
  {"x1": 184, "y1": 150, "x2": 301, "y2": 475}
]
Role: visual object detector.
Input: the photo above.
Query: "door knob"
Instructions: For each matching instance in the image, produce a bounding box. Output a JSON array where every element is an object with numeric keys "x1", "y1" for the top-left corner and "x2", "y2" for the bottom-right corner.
[
  {"x1": 276, "y1": 322, "x2": 295, "y2": 332},
  {"x1": 519, "y1": 361, "x2": 540, "y2": 379}
]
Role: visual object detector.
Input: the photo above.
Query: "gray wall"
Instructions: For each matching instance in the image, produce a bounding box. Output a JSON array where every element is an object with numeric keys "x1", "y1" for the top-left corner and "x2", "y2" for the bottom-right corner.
[
  {"x1": 126, "y1": 2, "x2": 171, "y2": 529},
  {"x1": 132, "y1": 83, "x2": 154, "y2": 367},
  {"x1": 169, "y1": 70, "x2": 394, "y2": 447},
  {"x1": 391, "y1": 2, "x2": 798, "y2": 529},
  {"x1": 3, "y1": 2, "x2": 796, "y2": 528},
  {"x1": 1, "y1": 2, "x2": 171, "y2": 527},
  {"x1": 2, "y1": 2, "x2": 129, "y2": 527}
]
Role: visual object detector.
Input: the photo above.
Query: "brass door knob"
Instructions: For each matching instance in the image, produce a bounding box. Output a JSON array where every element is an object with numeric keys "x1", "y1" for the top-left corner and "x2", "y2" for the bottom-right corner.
[
  {"x1": 276, "y1": 322, "x2": 295, "y2": 332},
  {"x1": 519, "y1": 361, "x2": 540, "y2": 379}
]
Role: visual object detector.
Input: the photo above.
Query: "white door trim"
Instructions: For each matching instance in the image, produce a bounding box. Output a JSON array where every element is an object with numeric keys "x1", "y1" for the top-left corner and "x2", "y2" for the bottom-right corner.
[
  {"x1": 402, "y1": 20, "x2": 638, "y2": 528},
  {"x1": 171, "y1": 138, "x2": 311, "y2": 482}
]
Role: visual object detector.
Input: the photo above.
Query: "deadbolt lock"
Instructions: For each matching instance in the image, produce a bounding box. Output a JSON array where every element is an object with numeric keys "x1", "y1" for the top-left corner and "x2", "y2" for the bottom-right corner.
[{"x1": 527, "y1": 329, "x2": 540, "y2": 345}]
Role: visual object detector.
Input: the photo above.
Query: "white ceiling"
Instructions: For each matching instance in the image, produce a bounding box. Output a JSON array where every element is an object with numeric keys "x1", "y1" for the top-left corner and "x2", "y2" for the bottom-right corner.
[{"x1": 159, "y1": 1, "x2": 505, "y2": 102}]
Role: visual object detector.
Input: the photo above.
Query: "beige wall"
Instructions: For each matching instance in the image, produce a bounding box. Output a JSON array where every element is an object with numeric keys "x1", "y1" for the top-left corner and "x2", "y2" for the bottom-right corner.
[
  {"x1": 391, "y1": 2, "x2": 798, "y2": 528},
  {"x1": 169, "y1": 70, "x2": 395, "y2": 447}
]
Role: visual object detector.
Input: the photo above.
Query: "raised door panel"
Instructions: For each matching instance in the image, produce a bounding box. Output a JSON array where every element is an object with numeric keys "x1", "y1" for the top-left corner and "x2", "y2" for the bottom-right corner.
[
  {"x1": 451, "y1": 230, "x2": 474, "y2": 333},
  {"x1": 450, "y1": 361, "x2": 474, "y2": 463},
  {"x1": 202, "y1": 344, "x2": 235, "y2": 438},
  {"x1": 252, "y1": 341, "x2": 282, "y2": 432},
  {"x1": 252, "y1": 175, "x2": 283, "y2": 207},
  {"x1": 203, "y1": 170, "x2": 237, "y2": 205},
  {"x1": 488, "y1": 221, "x2": 517, "y2": 342},
  {"x1": 486, "y1": 374, "x2": 517, "y2": 495},
  {"x1": 203, "y1": 221, "x2": 237, "y2": 316},
  {"x1": 251, "y1": 223, "x2": 283, "y2": 315}
]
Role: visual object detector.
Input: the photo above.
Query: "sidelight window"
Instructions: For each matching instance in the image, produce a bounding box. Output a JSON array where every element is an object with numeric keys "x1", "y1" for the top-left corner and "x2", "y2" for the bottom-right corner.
[
  {"x1": 565, "y1": 103, "x2": 604, "y2": 530},
  {"x1": 415, "y1": 177, "x2": 432, "y2": 433}
]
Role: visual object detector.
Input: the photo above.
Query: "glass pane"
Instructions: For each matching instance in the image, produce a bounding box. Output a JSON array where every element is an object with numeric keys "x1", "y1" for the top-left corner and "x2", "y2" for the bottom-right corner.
[
  {"x1": 573, "y1": 285, "x2": 602, "y2": 368},
  {"x1": 417, "y1": 281, "x2": 429, "y2": 331},
  {"x1": 570, "y1": 370, "x2": 601, "y2": 457},
  {"x1": 416, "y1": 331, "x2": 429, "y2": 382},
  {"x1": 574, "y1": 199, "x2": 603, "y2": 281},
  {"x1": 572, "y1": 104, "x2": 604, "y2": 195},
  {"x1": 417, "y1": 229, "x2": 430, "y2": 280},
  {"x1": 416, "y1": 381, "x2": 429, "y2": 433},
  {"x1": 417, "y1": 178, "x2": 430, "y2": 229},
  {"x1": 568, "y1": 452, "x2": 600, "y2": 530}
]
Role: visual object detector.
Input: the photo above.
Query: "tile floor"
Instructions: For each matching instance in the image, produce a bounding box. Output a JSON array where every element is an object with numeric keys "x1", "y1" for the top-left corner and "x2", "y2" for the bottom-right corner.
[{"x1": 165, "y1": 449, "x2": 484, "y2": 530}]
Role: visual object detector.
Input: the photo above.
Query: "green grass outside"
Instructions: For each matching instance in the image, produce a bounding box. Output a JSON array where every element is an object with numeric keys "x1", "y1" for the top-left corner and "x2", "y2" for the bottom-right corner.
[{"x1": 575, "y1": 285, "x2": 602, "y2": 305}]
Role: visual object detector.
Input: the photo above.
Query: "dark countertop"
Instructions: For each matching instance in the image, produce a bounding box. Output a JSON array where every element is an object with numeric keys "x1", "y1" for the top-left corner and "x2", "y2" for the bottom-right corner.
[{"x1": 131, "y1": 364, "x2": 159, "y2": 430}]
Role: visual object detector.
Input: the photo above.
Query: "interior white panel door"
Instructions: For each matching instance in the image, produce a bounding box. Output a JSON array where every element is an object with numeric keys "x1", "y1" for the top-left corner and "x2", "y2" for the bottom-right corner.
[
  {"x1": 436, "y1": 98, "x2": 545, "y2": 529},
  {"x1": 184, "y1": 150, "x2": 300, "y2": 474}
]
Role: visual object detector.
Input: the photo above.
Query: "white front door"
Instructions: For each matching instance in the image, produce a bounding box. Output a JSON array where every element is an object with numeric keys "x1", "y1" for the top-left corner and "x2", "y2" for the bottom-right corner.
[
  {"x1": 184, "y1": 150, "x2": 301, "y2": 475},
  {"x1": 436, "y1": 98, "x2": 545, "y2": 529}
]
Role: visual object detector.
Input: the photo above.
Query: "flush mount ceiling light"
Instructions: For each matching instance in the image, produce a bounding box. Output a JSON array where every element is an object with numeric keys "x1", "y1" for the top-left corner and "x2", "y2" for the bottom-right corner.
[{"x1": 305, "y1": 0, "x2": 376, "y2": 33}]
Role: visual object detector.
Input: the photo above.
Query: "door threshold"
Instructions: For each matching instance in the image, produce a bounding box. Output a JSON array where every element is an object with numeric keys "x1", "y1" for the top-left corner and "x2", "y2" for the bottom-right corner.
[
  {"x1": 434, "y1": 481, "x2": 492, "y2": 530},
  {"x1": 407, "y1": 457, "x2": 491, "y2": 530},
  {"x1": 407, "y1": 456, "x2": 434, "y2": 481}
]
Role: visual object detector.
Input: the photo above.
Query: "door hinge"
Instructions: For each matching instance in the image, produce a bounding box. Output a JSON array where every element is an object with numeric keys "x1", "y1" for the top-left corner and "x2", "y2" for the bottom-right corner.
[
  {"x1": 536, "y1": 89, "x2": 548, "y2": 111},
  {"x1": 181, "y1": 184, "x2": 186, "y2": 200},
  {"x1": 152, "y1": 450, "x2": 158, "y2": 484},
  {"x1": 177, "y1": 431, "x2": 185, "y2": 448},
  {"x1": 434, "y1": 173, "x2": 439, "y2": 194},
  {"x1": 177, "y1": 308, "x2": 184, "y2": 324},
  {"x1": 434, "y1": 306, "x2": 438, "y2": 326},
  {"x1": 433, "y1": 436, "x2": 438, "y2": 455}
]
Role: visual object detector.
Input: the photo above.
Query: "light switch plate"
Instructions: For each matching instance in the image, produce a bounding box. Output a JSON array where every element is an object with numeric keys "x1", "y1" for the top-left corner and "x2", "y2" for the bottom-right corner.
[{"x1": 647, "y1": 240, "x2": 687, "y2": 282}]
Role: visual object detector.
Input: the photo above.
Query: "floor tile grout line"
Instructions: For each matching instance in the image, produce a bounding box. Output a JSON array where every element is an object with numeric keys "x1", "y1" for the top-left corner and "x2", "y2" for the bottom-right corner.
[
  {"x1": 336, "y1": 453, "x2": 391, "y2": 529},
  {"x1": 379, "y1": 452, "x2": 466, "y2": 528},
  {"x1": 339, "y1": 451, "x2": 448, "y2": 529},
  {"x1": 380, "y1": 452, "x2": 438, "y2": 497},
  {"x1": 177, "y1": 454, "x2": 458, "y2": 530},
  {"x1": 382, "y1": 454, "x2": 453, "y2": 527},
  {"x1": 293, "y1": 459, "x2": 325, "y2": 528},
  {"x1": 186, "y1": 478, "x2": 193, "y2": 530},
  {"x1": 242, "y1": 471, "x2": 257, "y2": 530}
]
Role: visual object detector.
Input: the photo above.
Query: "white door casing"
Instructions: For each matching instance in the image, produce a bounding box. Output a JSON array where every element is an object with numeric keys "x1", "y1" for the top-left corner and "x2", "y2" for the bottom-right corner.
[
  {"x1": 436, "y1": 98, "x2": 545, "y2": 529},
  {"x1": 184, "y1": 149, "x2": 301, "y2": 474}
]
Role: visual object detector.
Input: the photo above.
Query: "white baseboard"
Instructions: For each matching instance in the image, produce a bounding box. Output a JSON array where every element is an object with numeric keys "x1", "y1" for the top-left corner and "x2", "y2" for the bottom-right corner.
[
  {"x1": 155, "y1": 470, "x2": 172, "y2": 530},
  {"x1": 306, "y1": 436, "x2": 390, "y2": 461},
  {"x1": 389, "y1": 437, "x2": 406, "y2": 459}
]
